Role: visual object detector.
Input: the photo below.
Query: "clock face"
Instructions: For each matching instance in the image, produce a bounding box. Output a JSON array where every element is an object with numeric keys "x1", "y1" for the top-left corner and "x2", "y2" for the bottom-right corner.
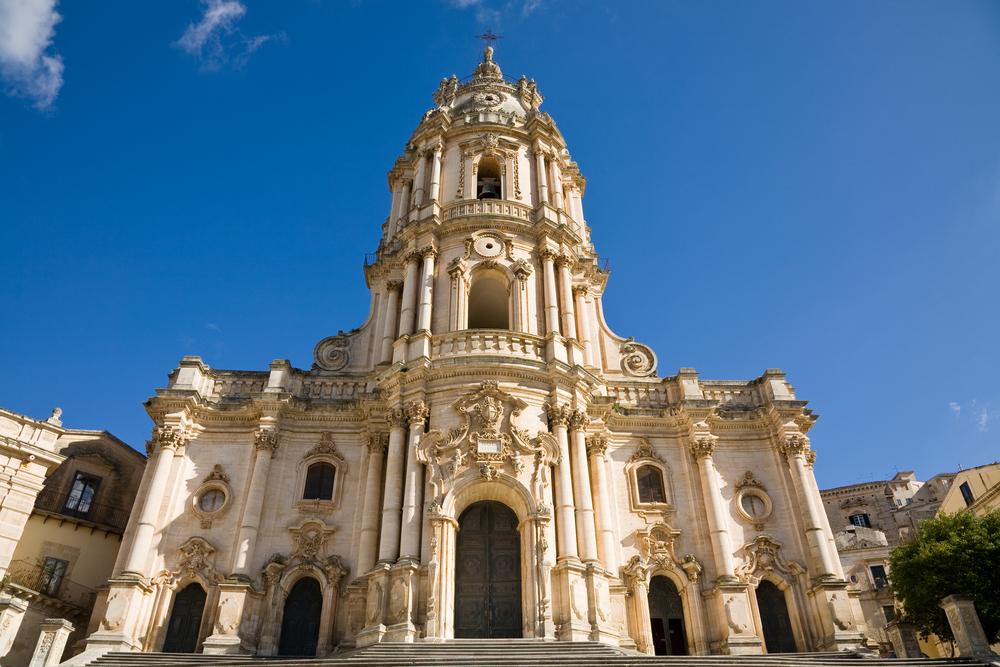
[{"x1": 474, "y1": 235, "x2": 503, "y2": 258}]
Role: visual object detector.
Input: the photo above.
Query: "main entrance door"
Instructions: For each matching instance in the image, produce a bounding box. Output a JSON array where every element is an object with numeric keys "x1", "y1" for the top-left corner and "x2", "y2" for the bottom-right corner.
[
  {"x1": 162, "y1": 583, "x2": 206, "y2": 653},
  {"x1": 278, "y1": 577, "x2": 323, "y2": 655},
  {"x1": 757, "y1": 580, "x2": 796, "y2": 653},
  {"x1": 648, "y1": 576, "x2": 687, "y2": 655},
  {"x1": 455, "y1": 501, "x2": 522, "y2": 638}
]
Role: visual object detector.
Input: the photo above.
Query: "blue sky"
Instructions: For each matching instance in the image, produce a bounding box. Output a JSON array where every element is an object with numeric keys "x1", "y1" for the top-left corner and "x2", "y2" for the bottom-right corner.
[{"x1": 1, "y1": 0, "x2": 998, "y2": 488}]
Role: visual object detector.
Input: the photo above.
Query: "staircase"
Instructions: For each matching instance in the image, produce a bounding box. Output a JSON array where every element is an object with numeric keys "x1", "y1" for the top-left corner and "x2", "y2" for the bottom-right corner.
[{"x1": 79, "y1": 640, "x2": 993, "y2": 667}]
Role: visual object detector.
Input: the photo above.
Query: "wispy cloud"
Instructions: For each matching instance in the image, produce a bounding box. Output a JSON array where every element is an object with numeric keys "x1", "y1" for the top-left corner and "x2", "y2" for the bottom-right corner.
[
  {"x1": 0, "y1": 0, "x2": 64, "y2": 110},
  {"x1": 949, "y1": 401, "x2": 961, "y2": 416},
  {"x1": 445, "y1": 0, "x2": 542, "y2": 26},
  {"x1": 174, "y1": 0, "x2": 279, "y2": 70},
  {"x1": 978, "y1": 407, "x2": 991, "y2": 432},
  {"x1": 207, "y1": 323, "x2": 223, "y2": 333},
  {"x1": 949, "y1": 399, "x2": 997, "y2": 432}
]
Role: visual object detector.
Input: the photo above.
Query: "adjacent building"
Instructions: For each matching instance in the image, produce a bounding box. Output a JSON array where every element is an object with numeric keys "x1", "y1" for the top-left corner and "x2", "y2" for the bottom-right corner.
[{"x1": 78, "y1": 47, "x2": 869, "y2": 660}]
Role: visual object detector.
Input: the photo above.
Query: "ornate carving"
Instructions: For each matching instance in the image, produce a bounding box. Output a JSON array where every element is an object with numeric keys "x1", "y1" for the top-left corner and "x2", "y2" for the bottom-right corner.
[
  {"x1": 289, "y1": 520, "x2": 337, "y2": 562},
  {"x1": 585, "y1": 433, "x2": 608, "y2": 457},
  {"x1": 205, "y1": 464, "x2": 230, "y2": 483},
  {"x1": 511, "y1": 258, "x2": 533, "y2": 280},
  {"x1": 516, "y1": 75, "x2": 542, "y2": 110},
  {"x1": 735, "y1": 535, "x2": 802, "y2": 584},
  {"x1": 629, "y1": 523, "x2": 704, "y2": 584},
  {"x1": 688, "y1": 434, "x2": 717, "y2": 459},
  {"x1": 323, "y1": 554, "x2": 348, "y2": 588},
  {"x1": 405, "y1": 400, "x2": 429, "y2": 427},
  {"x1": 568, "y1": 409, "x2": 589, "y2": 431},
  {"x1": 313, "y1": 333, "x2": 351, "y2": 371},
  {"x1": 433, "y1": 75, "x2": 459, "y2": 108},
  {"x1": 419, "y1": 244, "x2": 438, "y2": 260},
  {"x1": 146, "y1": 425, "x2": 189, "y2": 455},
  {"x1": 366, "y1": 580, "x2": 383, "y2": 625},
  {"x1": 177, "y1": 537, "x2": 220, "y2": 580},
  {"x1": 305, "y1": 432, "x2": 342, "y2": 459},
  {"x1": 544, "y1": 402, "x2": 573, "y2": 428},
  {"x1": 736, "y1": 470, "x2": 765, "y2": 491},
  {"x1": 620, "y1": 340, "x2": 657, "y2": 377},
  {"x1": 386, "y1": 407, "x2": 406, "y2": 428},
  {"x1": 255, "y1": 428, "x2": 280, "y2": 452},
  {"x1": 386, "y1": 279, "x2": 403, "y2": 292},
  {"x1": 627, "y1": 437, "x2": 664, "y2": 464},
  {"x1": 780, "y1": 433, "x2": 810, "y2": 458},
  {"x1": 389, "y1": 578, "x2": 410, "y2": 624},
  {"x1": 365, "y1": 431, "x2": 388, "y2": 455},
  {"x1": 479, "y1": 461, "x2": 500, "y2": 480}
]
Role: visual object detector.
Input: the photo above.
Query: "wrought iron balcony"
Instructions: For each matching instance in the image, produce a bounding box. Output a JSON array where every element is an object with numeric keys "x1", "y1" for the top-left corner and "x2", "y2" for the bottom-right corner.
[
  {"x1": 33, "y1": 486, "x2": 131, "y2": 533},
  {"x1": 3, "y1": 559, "x2": 96, "y2": 613}
]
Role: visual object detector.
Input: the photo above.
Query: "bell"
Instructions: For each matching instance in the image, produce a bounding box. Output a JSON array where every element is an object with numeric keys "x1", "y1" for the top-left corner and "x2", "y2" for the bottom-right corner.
[{"x1": 478, "y1": 179, "x2": 500, "y2": 200}]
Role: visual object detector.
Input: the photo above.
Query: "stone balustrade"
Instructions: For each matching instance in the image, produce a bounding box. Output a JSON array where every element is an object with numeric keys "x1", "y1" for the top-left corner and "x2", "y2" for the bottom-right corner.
[
  {"x1": 432, "y1": 329, "x2": 545, "y2": 363},
  {"x1": 442, "y1": 198, "x2": 532, "y2": 223}
]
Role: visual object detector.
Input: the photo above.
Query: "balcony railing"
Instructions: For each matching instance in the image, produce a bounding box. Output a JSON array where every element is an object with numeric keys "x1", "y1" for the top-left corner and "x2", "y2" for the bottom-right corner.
[
  {"x1": 442, "y1": 198, "x2": 533, "y2": 223},
  {"x1": 34, "y1": 486, "x2": 131, "y2": 533},
  {"x1": 432, "y1": 329, "x2": 545, "y2": 364},
  {"x1": 4, "y1": 560, "x2": 96, "y2": 612}
]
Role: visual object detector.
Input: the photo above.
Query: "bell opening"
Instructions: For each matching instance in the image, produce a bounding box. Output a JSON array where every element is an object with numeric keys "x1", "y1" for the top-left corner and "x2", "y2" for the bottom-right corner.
[{"x1": 477, "y1": 157, "x2": 502, "y2": 200}]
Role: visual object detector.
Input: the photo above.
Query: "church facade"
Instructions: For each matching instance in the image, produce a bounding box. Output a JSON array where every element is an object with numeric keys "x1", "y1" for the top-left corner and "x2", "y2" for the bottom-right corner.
[{"x1": 82, "y1": 48, "x2": 867, "y2": 659}]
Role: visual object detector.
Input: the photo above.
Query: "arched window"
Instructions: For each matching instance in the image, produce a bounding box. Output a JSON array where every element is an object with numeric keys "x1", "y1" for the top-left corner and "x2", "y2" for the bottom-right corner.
[
  {"x1": 468, "y1": 270, "x2": 510, "y2": 329},
  {"x1": 303, "y1": 463, "x2": 335, "y2": 501},
  {"x1": 637, "y1": 465, "x2": 666, "y2": 503},
  {"x1": 477, "y1": 157, "x2": 502, "y2": 199}
]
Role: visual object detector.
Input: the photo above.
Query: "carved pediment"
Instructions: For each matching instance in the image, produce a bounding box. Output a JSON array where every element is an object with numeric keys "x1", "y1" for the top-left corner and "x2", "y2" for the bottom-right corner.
[{"x1": 735, "y1": 535, "x2": 804, "y2": 584}]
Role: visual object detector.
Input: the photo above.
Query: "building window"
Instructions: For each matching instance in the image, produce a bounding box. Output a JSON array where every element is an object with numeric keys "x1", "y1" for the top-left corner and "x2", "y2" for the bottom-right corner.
[
  {"x1": 198, "y1": 489, "x2": 226, "y2": 513},
  {"x1": 303, "y1": 463, "x2": 336, "y2": 501},
  {"x1": 64, "y1": 472, "x2": 102, "y2": 516},
  {"x1": 870, "y1": 564, "x2": 889, "y2": 589},
  {"x1": 959, "y1": 481, "x2": 975, "y2": 507},
  {"x1": 476, "y1": 156, "x2": 502, "y2": 199},
  {"x1": 636, "y1": 465, "x2": 666, "y2": 504},
  {"x1": 883, "y1": 605, "x2": 896, "y2": 623},
  {"x1": 848, "y1": 513, "x2": 871, "y2": 528},
  {"x1": 40, "y1": 557, "x2": 69, "y2": 597},
  {"x1": 467, "y1": 269, "x2": 510, "y2": 330}
]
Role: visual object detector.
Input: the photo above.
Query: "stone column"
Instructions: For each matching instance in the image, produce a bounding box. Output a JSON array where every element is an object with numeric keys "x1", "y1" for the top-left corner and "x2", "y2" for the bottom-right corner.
[
  {"x1": 448, "y1": 259, "x2": 467, "y2": 331},
  {"x1": 545, "y1": 403, "x2": 577, "y2": 561},
  {"x1": 569, "y1": 411, "x2": 598, "y2": 563},
  {"x1": 429, "y1": 142, "x2": 443, "y2": 203},
  {"x1": 541, "y1": 249, "x2": 561, "y2": 336},
  {"x1": 513, "y1": 263, "x2": 533, "y2": 333},
  {"x1": 388, "y1": 180, "x2": 404, "y2": 238},
  {"x1": 357, "y1": 432, "x2": 388, "y2": 575},
  {"x1": 231, "y1": 428, "x2": 280, "y2": 577},
  {"x1": 550, "y1": 158, "x2": 565, "y2": 211},
  {"x1": 622, "y1": 559, "x2": 654, "y2": 654},
  {"x1": 416, "y1": 246, "x2": 437, "y2": 333},
  {"x1": 574, "y1": 286, "x2": 594, "y2": 366},
  {"x1": 123, "y1": 426, "x2": 187, "y2": 576},
  {"x1": 585, "y1": 434, "x2": 617, "y2": 571},
  {"x1": 556, "y1": 256, "x2": 578, "y2": 340},
  {"x1": 397, "y1": 252, "x2": 421, "y2": 338},
  {"x1": 940, "y1": 595, "x2": 997, "y2": 660},
  {"x1": 378, "y1": 408, "x2": 407, "y2": 563},
  {"x1": 399, "y1": 401, "x2": 429, "y2": 561},
  {"x1": 378, "y1": 281, "x2": 402, "y2": 364},
  {"x1": 534, "y1": 149, "x2": 549, "y2": 206},
  {"x1": 398, "y1": 180, "x2": 412, "y2": 227},
  {"x1": 412, "y1": 151, "x2": 427, "y2": 209},
  {"x1": 688, "y1": 434, "x2": 736, "y2": 579},
  {"x1": 28, "y1": 618, "x2": 73, "y2": 667},
  {"x1": 780, "y1": 435, "x2": 839, "y2": 579},
  {"x1": 0, "y1": 596, "x2": 28, "y2": 662},
  {"x1": 885, "y1": 619, "x2": 922, "y2": 658}
]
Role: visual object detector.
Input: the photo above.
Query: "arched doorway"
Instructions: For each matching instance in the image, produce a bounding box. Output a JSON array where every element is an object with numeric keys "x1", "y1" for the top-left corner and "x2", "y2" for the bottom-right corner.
[
  {"x1": 162, "y1": 583, "x2": 206, "y2": 653},
  {"x1": 455, "y1": 500, "x2": 522, "y2": 638},
  {"x1": 756, "y1": 580, "x2": 796, "y2": 653},
  {"x1": 278, "y1": 577, "x2": 323, "y2": 656},
  {"x1": 647, "y1": 576, "x2": 686, "y2": 655},
  {"x1": 467, "y1": 269, "x2": 510, "y2": 330}
]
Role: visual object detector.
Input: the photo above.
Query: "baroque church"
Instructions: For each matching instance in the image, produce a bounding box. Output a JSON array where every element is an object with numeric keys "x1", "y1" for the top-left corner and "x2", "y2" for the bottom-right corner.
[{"x1": 80, "y1": 48, "x2": 868, "y2": 659}]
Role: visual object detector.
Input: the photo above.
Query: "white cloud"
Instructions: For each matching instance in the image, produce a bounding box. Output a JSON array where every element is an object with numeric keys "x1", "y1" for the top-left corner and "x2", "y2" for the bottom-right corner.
[
  {"x1": 445, "y1": 0, "x2": 542, "y2": 27},
  {"x1": 978, "y1": 407, "x2": 990, "y2": 432},
  {"x1": 949, "y1": 401, "x2": 961, "y2": 416},
  {"x1": 206, "y1": 323, "x2": 222, "y2": 333},
  {"x1": 0, "y1": 0, "x2": 64, "y2": 109},
  {"x1": 175, "y1": 0, "x2": 276, "y2": 70}
]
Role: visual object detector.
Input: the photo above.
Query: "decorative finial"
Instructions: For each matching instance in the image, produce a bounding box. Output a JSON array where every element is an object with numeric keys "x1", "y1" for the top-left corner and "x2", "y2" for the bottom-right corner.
[
  {"x1": 47, "y1": 406, "x2": 62, "y2": 426},
  {"x1": 477, "y1": 30, "x2": 502, "y2": 48}
]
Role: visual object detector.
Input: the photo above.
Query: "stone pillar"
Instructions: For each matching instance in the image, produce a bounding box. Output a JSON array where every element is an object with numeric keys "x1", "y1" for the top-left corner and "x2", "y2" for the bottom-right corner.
[
  {"x1": 513, "y1": 263, "x2": 533, "y2": 333},
  {"x1": 556, "y1": 256, "x2": 578, "y2": 340},
  {"x1": 397, "y1": 252, "x2": 420, "y2": 338},
  {"x1": 940, "y1": 595, "x2": 997, "y2": 659},
  {"x1": 447, "y1": 259, "x2": 467, "y2": 331},
  {"x1": 123, "y1": 426, "x2": 187, "y2": 576},
  {"x1": 622, "y1": 560, "x2": 654, "y2": 654},
  {"x1": 398, "y1": 180, "x2": 412, "y2": 227},
  {"x1": 569, "y1": 411, "x2": 598, "y2": 562},
  {"x1": 550, "y1": 158, "x2": 565, "y2": 211},
  {"x1": 412, "y1": 151, "x2": 427, "y2": 209},
  {"x1": 388, "y1": 180, "x2": 404, "y2": 238},
  {"x1": 429, "y1": 142, "x2": 443, "y2": 203},
  {"x1": 378, "y1": 408, "x2": 407, "y2": 563},
  {"x1": 378, "y1": 281, "x2": 402, "y2": 364},
  {"x1": 541, "y1": 250, "x2": 561, "y2": 336},
  {"x1": 357, "y1": 432, "x2": 387, "y2": 575},
  {"x1": 885, "y1": 619, "x2": 922, "y2": 658},
  {"x1": 416, "y1": 246, "x2": 437, "y2": 333},
  {"x1": 231, "y1": 428, "x2": 279, "y2": 577},
  {"x1": 780, "y1": 434, "x2": 840, "y2": 579},
  {"x1": 0, "y1": 596, "x2": 28, "y2": 662},
  {"x1": 399, "y1": 401, "x2": 428, "y2": 561},
  {"x1": 28, "y1": 618, "x2": 73, "y2": 667},
  {"x1": 689, "y1": 434, "x2": 736, "y2": 579},
  {"x1": 574, "y1": 286, "x2": 594, "y2": 367},
  {"x1": 534, "y1": 149, "x2": 549, "y2": 206},
  {"x1": 585, "y1": 434, "x2": 617, "y2": 571},
  {"x1": 545, "y1": 403, "x2": 577, "y2": 561}
]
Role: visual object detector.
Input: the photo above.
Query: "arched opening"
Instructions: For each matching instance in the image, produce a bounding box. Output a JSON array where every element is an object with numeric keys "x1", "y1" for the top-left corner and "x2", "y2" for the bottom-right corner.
[
  {"x1": 477, "y1": 157, "x2": 502, "y2": 199},
  {"x1": 278, "y1": 577, "x2": 323, "y2": 656},
  {"x1": 648, "y1": 575, "x2": 686, "y2": 655},
  {"x1": 454, "y1": 500, "x2": 522, "y2": 638},
  {"x1": 467, "y1": 270, "x2": 510, "y2": 330},
  {"x1": 303, "y1": 462, "x2": 335, "y2": 500},
  {"x1": 756, "y1": 580, "x2": 796, "y2": 653},
  {"x1": 637, "y1": 465, "x2": 666, "y2": 503},
  {"x1": 162, "y1": 583, "x2": 206, "y2": 653}
]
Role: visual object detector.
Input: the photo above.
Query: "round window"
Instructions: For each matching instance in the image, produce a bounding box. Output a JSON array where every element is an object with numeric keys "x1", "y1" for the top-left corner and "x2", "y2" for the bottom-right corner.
[
  {"x1": 741, "y1": 493, "x2": 767, "y2": 520},
  {"x1": 198, "y1": 489, "x2": 226, "y2": 513}
]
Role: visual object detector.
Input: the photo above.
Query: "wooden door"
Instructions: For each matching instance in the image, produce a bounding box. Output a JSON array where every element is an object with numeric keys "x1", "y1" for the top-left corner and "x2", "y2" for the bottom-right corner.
[
  {"x1": 757, "y1": 580, "x2": 796, "y2": 653},
  {"x1": 278, "y1": 577, "x2": 323, "y2": 656},
  {"x1": 455, "y1": 501, "x2": 523, "y2": 638},
  {"x1": 162, "y1": 584, "x2": 206, "y2": 653}
]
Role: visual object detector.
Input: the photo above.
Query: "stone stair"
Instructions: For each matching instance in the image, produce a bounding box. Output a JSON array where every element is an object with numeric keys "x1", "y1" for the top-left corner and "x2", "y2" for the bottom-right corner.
[{"x1": 78, "y1": 640, "x2": 993, "y2": 667}]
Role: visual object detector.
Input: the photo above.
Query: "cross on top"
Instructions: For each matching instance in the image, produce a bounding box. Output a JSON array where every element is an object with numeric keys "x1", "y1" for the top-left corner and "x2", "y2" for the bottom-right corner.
[{"x1": 477, "y1": 30, "x2": 502, "y2": 47}]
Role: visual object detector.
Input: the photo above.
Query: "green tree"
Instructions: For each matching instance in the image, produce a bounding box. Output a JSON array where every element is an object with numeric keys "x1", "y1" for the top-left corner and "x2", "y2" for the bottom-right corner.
[{"x1": 889, "y1": 510, "x2": 1000, "y2": 643}]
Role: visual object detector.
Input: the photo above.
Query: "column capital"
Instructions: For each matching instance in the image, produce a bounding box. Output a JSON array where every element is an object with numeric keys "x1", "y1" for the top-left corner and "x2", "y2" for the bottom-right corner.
[
  {"x1": 544, "y1": 402, "x2": 574, "y2": 428},
  {"x1": 554, "y1": 253, "x2": 573, "y2": 268},
  {"x1": 386, "y1": 279, "x2": 404, "y2": 291},
  {"x1": 387, "y1": 406, "x2": 407, "y2": 428},
  {"x1": 539, "y1": 248, "x2": 558, "y2": 262},
  {"x1": 419, "y1": 245, "x2": 438, "y2": 260},
  {"x1": 254, "y1": 428, "x2": 281, "y2": 452},
  {"x1": 405, "y1": 400, "x2": 429, "y2": 427},
  {"x1": 404, "y1": 250, "x2": 422, "y2": 265},
  {"x1": 568, "y1": 409, "x2": 590, "y2": 431},
  {"x1": 572, "y1": 284, "x2": 590, "y2": 297},
  {"x1": 689, "y1": 434, "x2": 717, "y2": 459},
  {"x1": 146, "y1": 425, "x2": 191, "y2": 455},
  {"x1": 365, "y1": 432, "x2": 388, "y2": 455},
  {"x1": 585, "y1": 433, "x2": 608, "y2": 457},
  {"x1": 779, "y1": 433, "x2": 811, "y2": 459}
]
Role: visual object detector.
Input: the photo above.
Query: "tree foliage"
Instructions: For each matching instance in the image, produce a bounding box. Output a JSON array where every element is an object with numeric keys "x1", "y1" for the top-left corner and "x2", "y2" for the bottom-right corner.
[{"x1": 889, "y1": 510, "x2": 1000, "y2": 642}]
